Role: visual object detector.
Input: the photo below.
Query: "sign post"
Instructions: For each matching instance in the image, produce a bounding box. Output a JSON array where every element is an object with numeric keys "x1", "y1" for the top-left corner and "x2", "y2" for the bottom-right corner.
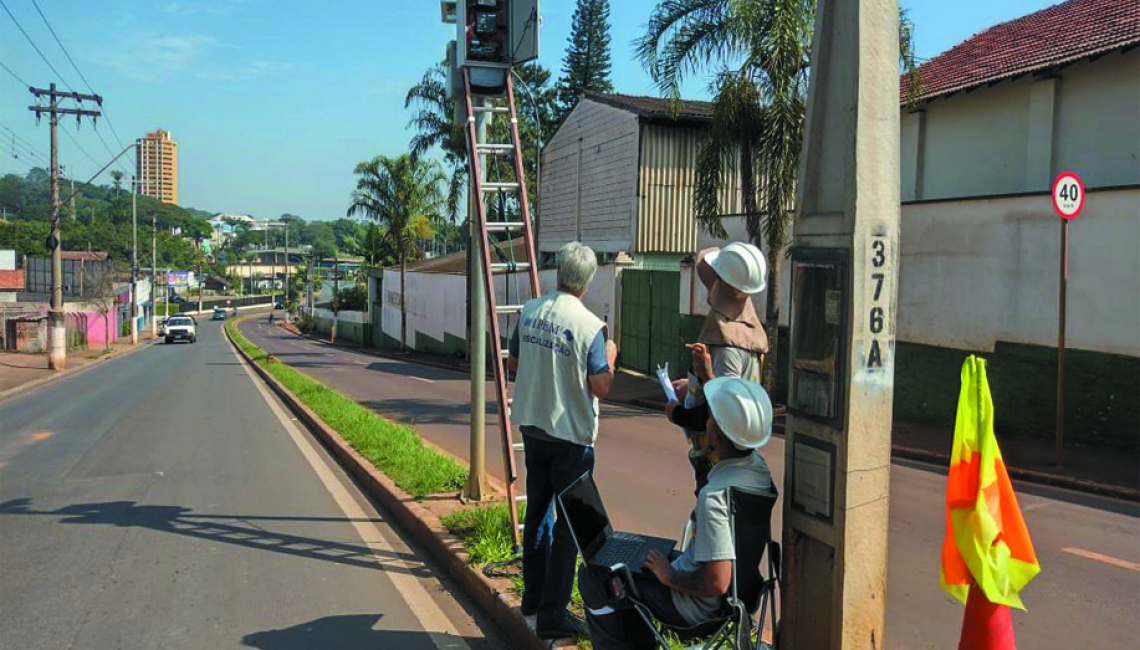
[{"x1": 1051, "y1": 171, "x2": 1084, "y2": 466}]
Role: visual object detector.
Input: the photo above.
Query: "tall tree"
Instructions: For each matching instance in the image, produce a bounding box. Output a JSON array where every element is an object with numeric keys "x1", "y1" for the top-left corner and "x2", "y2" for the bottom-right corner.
[
  {"x1": 347, "y1": 154, "x2": 445, "y2": 350},
  {"x1": 637, "y1": 0, "x2": 917, "y2": 394},
  {"x1": 556, "y1": 0, "x2": 614, "y2": 120},
  {"x1": 405, "y1": 62, "x2": 468, "y2": 223}
]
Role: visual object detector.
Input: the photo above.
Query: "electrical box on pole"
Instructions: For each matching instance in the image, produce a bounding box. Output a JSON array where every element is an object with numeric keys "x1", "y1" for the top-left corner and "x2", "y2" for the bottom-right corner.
[{"x1": 447, "y1": 0, "x2": 540, "y2": 94}]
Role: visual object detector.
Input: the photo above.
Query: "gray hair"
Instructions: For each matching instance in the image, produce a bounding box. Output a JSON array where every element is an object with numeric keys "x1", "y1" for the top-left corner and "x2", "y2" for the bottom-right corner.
[{"x1": 557, "y1": 242, "x2": 597, "y2": 294}]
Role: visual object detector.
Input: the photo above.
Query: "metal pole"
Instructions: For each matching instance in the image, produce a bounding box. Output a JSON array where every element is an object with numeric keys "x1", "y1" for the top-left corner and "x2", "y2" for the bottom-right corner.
[
  {"x1": 1056, "y1": 219, "x2": 1068, "y2": 465},
  {"x1": 284, "y1": 220, "x2": 290, "y2": 310},
  {"x1": 151, "y1": 212, "x2": 157, "y2": 336},
  {"x1": 131, "y1": 179, "x2": 139, "y2": 345},
  {"x1": 464, "y1": 96, "x2": 489, "y2": 502},
  {"x1": 47, "y1": 83, "x2": 65, "y2": 370},
  {"x1": 332, "y1": 249, "x2": 339, "y2": 344}
]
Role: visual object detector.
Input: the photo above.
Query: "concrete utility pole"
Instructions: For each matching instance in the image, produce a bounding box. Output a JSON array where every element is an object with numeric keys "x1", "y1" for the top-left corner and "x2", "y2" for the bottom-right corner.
[
  {"x1": 464, "y1": 97, "x2": 490, "y2": 502},
  {"x1": 29, "y1": 83, "x2": 102, "y2": 370},
  {"x1": 131, "y1": 178, "x2": 139, "y2": 345},
  {"x1": 780, "y1": 1, "x2": 901, "y2": 648},
  {"x1": 151, "y1": 212, "x2": 157, "y2": 336},
  {"x1": 197, "y1": 255, "x2": 204, "y2": 314}
]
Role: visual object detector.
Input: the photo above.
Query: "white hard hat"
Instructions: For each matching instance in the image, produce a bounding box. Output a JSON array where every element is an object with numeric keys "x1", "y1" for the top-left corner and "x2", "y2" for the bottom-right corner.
[
  {"x1": 705, "y1": 243, "x2": 767, "y2": 294},
  {"x1": 704, "y1": 377, "x2": 772, "y2": 450}
]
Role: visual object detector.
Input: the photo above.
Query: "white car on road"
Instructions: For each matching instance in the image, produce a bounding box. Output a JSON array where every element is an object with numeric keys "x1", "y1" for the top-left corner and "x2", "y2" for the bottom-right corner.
[{"x1": 164, "y1": 315, "x2": 197, "y2": 344}]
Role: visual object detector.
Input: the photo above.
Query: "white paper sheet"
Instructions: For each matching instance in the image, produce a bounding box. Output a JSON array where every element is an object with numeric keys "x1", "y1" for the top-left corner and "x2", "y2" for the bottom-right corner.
[{"x1": 657, "y1": 363, "x2": 678, "y2": 402}]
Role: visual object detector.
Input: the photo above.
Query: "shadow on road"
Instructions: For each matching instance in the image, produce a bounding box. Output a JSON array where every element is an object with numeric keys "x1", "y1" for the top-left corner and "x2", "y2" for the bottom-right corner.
[
  {"x1": 362, "y1": 398, "x2": 497, "y2": 427},
  {"x1": 0, "y1": 498, "x2": 434, "y2": 576},
  {"x1": 241, "y1": 614, "x2": 480, "y2": 649}
]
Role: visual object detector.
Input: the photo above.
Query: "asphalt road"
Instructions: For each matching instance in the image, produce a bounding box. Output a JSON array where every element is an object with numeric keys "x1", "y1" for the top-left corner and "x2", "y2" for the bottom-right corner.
[
  {"x1": 240, "y1": 318, "x2": 1140, "y2": 649},
  {"x1": 0, "y1": 318, "x2": 509, "y2": 650}
]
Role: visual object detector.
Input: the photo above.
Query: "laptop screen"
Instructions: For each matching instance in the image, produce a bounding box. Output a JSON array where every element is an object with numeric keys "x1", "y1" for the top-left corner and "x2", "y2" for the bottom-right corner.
[{"x1": 558, "y1": 472, "x2": 612, "y2": 558}]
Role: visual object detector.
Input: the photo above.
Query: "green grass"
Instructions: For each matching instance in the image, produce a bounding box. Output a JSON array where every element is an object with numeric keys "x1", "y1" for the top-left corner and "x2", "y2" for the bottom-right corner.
[
  {"x1": 226, "y1": 319, "x2": 466, "y2": 498},
  {"x1": 441, "y1": 503, "x2": 523, "y2": 566}
]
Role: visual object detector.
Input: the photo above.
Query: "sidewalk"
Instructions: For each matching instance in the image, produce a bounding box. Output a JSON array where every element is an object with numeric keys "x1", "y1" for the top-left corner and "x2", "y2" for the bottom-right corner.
[
  {"x1": 0, "y1": 333, "x2": 158, "y2": 397},
  {"x1": 287, "y1": 330, "x2": 1139, "y2": 499}
]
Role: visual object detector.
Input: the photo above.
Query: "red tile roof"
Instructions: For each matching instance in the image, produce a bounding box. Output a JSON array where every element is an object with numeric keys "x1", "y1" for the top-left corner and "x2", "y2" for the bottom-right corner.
[
  {"x1": 0, "y1": 269, "x2": 24, "y2": 290},
  {"x1": 60, "y1": 251, "x2": 109, "y2": 261},
  {"x1": 903, "y1": 0, "x2": 1140, "y2": 104}
]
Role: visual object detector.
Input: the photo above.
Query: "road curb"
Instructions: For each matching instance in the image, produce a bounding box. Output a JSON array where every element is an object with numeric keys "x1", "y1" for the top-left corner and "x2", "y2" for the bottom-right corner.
[
  {"x1": 226, "y1": 319, "x2": 567, "y2": 650},
  {"x1": 0, "y1": 338, "x2": 159, "y2": 403}
]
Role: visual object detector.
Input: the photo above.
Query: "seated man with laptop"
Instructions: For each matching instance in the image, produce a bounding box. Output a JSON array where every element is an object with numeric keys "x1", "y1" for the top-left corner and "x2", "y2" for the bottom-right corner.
[{"x1": 571, "y1": 377, "x2": 775, "y2": 650}]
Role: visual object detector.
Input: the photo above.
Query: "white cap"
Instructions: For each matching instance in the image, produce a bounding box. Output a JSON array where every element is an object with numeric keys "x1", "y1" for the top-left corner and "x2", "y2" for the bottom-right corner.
[
  {"x1": 704, "y1": 377, "x2": 773, "y2": 450},
  {"x1": 704, "y1": 243, "x2": 767, "y2": 295}
]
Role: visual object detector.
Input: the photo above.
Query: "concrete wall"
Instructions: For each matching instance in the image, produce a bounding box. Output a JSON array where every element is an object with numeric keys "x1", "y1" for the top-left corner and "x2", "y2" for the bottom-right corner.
[
  {"x1": 540, "y1": 99, "x2": 640, "y2": 254},
  {"x1": 899, "y1": 187, "x2": 1139, "y2": 356},
  {"x1": 903, "y1": 49, "x2": 1140, "y2": 201},
  {"x1": 374, "y1": 265, "x2": 620, "y2": 356}
]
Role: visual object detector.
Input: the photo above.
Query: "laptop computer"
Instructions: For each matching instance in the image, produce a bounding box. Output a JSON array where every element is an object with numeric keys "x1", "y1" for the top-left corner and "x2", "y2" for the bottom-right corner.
[{"x1": 558, "y1": 471, "x2": 676, "y2": 575}]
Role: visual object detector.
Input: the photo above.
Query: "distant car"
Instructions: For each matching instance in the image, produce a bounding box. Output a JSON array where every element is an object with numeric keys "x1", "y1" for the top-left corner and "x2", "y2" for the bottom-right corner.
[
  {"x1": 211, "y1": 307, "x2": 227, "y2": 321},
  {"x1": 164, "y1": 315, "x2": 197, "y2": 344},
  {"x1": 274, "y1": 300, "x2": 285, "y2": 310},
  {"x1": 170, "y1": 295, "x2": 187, "y2": 304}
]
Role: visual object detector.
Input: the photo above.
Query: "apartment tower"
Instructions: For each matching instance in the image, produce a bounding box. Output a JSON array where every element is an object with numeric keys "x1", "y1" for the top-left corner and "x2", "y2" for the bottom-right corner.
[{"x1": 136, "y1": 129, "x2": 179, "y2": 204}]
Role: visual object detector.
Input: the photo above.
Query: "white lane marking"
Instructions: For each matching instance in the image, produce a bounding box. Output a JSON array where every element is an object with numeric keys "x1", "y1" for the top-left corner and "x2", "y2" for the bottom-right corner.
[
  {"x1": 411, "y1": 376, "x2": 435, "y2": 384},
  {"x1": 1062, "y1": 547, "x2": 1140, "y2": 572},
  {"x1": 230, "y1": 340, "x2": 470, "y2": 649}
]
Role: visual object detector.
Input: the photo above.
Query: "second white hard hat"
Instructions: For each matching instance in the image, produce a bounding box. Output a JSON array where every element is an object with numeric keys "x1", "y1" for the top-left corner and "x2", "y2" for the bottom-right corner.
[
  {"x1": 704, "y1": 377, "x2": 773, "y2": 450},
  {"x1": 705, "y1": 242, "x2": 767, "y2": 295}
]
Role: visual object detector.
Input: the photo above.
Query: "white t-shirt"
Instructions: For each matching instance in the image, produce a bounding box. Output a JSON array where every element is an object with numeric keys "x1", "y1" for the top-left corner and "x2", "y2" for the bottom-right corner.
[{"x1": 670, "y1": 451, "x2": 776, "y2": 624}]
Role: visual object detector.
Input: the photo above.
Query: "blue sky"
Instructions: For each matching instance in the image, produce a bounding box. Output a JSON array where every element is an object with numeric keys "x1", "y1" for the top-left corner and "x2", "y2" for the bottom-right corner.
[{"x1": 1, "y1": 0, "x2": 1059, "y2": 220}]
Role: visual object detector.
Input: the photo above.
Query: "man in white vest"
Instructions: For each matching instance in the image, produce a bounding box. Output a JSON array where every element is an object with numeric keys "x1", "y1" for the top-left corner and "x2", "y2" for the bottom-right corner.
[{"x1": 508, "y1": 241, "x2": 617, "y2": 640}]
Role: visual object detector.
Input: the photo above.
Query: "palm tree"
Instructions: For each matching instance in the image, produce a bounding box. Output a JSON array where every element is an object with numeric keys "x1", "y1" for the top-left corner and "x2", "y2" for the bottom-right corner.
[
  {"x1": 405, "y1": 63, "x2": 468, "y2": 223},
  {"x1": 347, "y1": 154, "x2": 445, "y2": 350},
  {"x1": 636, "y1": 0, "x2": 917, "y2": 393}
]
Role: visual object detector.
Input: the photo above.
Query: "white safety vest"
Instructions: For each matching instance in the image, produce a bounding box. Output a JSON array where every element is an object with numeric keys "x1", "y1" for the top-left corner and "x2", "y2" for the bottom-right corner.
[{"x1": 511, "y1": 292, "x2": 606, "y2": 447}]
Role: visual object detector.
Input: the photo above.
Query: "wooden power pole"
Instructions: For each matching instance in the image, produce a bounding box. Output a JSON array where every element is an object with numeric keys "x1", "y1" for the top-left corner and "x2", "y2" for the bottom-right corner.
[{"x1": 29, "y1": 83, "x2": 102, "y2": 370}]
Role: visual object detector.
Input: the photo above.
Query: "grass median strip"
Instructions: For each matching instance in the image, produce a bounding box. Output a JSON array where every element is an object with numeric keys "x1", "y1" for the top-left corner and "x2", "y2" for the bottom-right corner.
[{"x1": 226, "y1": 320, "x2": 466, "y2": 498}]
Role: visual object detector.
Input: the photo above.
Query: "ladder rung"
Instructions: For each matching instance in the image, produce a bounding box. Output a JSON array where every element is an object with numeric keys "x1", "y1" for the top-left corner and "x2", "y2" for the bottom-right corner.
[
  {"x1": 515, "y1": 494, "x2": 527, "y2": 503},
  {"x1": 496, "y1": 304, "x2": 524, "y2": 315},
  {"x1": 473, "y1": 106, "x2": 511, "y2": 114},
  {"x1": 490, "y1": 261, "x2": 531, "y2": 273},
  {"x1": 486, "y1": 222, "x2": 525, "y2": 232},
  {"x1": 477, "y1": 143, "x2": 514, "y2": 152},
  {"x1": 500, "y1": 349, "x2": 511, "y2": 360},
  {"x1": 512, "y1": 442, "x2": 525, "y2": 452},
  {"x1": 482, "y1": 182, "x2": 519, "y2": 192}
]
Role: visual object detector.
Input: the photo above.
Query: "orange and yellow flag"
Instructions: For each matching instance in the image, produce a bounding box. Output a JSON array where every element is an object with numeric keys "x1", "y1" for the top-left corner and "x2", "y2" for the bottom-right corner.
[{"x1": 940, "y1": 356, "x2": 1040, "y2": 609}]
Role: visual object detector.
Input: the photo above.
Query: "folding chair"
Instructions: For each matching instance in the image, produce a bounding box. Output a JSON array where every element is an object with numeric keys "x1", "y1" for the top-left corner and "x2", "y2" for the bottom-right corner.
[{"x1": 618, "y1": 487, "x2": 780, "y2": 650}]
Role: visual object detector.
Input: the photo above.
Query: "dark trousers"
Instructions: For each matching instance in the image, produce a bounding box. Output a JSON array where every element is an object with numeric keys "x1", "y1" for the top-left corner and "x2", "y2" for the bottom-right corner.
[
  {"x1": 578, "y1": 564, "x2": 689, "y2": 650},
  {"x1": 520, "y1": 432, "x2": 595, "y2": 628}
]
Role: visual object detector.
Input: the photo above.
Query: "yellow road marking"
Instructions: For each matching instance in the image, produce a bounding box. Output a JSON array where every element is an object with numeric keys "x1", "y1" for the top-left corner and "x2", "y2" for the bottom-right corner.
[{"x1": 1062, "y1": 547, "x2": 1140, "y2": 572}]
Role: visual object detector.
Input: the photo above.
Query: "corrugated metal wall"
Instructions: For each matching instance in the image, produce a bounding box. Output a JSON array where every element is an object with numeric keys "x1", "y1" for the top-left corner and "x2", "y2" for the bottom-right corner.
[{"x1": 637, "y1": 125, "x2": 745, "y2": 254}]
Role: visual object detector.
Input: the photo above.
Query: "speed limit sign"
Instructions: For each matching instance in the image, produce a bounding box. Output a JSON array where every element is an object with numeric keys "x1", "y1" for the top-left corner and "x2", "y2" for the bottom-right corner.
[{"x1": 1052, "y1": 171, "x2": 1084, "y2": 220}]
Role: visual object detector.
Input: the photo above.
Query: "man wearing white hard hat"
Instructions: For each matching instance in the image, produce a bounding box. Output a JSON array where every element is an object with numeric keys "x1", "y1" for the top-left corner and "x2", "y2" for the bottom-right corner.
[
  {"x1": 579, "y1": 377, "x2": 776, "y2": 650},
  {"x1": 671, "y1": 242, "x2": 769, "y2": 493}
]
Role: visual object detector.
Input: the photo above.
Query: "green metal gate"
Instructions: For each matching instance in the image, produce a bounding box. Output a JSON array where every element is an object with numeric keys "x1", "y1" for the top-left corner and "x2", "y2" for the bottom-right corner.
[{"x1": 620, "y1": 270, "x2": 686, "y2": 375}]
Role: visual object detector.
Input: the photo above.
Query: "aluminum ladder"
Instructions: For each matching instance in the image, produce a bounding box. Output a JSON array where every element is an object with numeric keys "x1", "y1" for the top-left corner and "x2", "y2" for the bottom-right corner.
[{"x1": 462, "y1": 68, "x2": 541, "y2": 548}]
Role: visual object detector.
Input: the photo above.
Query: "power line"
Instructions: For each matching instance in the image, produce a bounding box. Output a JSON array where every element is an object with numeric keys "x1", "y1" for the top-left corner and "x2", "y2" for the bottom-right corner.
[
  {"x1": 27, "y1": 0, "x2": 134, "y2": 169},
  {"x1": 0, "y1": 59, "x2": 30, "y2": 87},
  {"x1": 0, "y1": 123, "x2": 49, "y2": 163},
  {"x1": 29, "y1": 0, "x2": 93, "y2": 92},
  {"x1": 59, "y1": 123, "x2": 102, "y2": 169},
  {"x1": 0, "y1": 142, "x2": 37, "y2": 168},
  {"x1": 0, "y1": 0, "x2": 75, "y2": 92}
]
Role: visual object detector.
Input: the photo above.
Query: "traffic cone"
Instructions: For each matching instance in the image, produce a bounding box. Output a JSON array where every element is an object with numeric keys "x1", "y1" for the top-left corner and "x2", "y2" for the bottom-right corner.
[{"x1": 958, "y1": 583, "x2": 1017, "y2": 650}]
